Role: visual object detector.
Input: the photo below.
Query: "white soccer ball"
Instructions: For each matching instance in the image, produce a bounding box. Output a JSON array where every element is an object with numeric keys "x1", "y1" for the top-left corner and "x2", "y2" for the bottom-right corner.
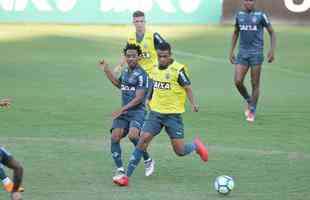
[{"x1": 214, "y1": 175, "x2": 234, "y2": 195}]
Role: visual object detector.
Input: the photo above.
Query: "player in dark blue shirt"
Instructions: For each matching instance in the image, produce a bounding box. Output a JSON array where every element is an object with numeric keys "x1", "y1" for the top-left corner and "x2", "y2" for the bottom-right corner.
[
  {"x1": 229, "y1": 0, "x2": 276, "y2": 122},
  {"x1": 98, "y1": 43, "x2": 155, "y2": 181}
]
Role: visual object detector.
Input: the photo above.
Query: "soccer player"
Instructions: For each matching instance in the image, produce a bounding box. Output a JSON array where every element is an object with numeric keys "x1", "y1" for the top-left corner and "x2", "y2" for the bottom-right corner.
[
  {"x1": 115, "y1": 10, "x2": 166, "y2": 77},
  {"x1": 98, "y1": 43, "x2": 155, "y2": 180},
  {"x1": 113, "y1": 42, "x2": 209, "y2": 187},
  {"x1": 0, "y1": 99, "x2": 24, "y2": 200},
  {"x1": 0, "y1": 147, "x2": 24, "y2": 200},
  {"x1": 229, "y1": 0, "x2": 276, "y2": 122}
]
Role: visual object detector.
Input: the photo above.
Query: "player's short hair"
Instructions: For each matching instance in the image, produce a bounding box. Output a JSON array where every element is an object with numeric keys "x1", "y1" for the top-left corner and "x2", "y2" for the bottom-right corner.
[
  {"x1": 133, "y1": 10, "x2": 145, "y2": 18},
  {"x1": 157, "y1": 42, "x2": 171, "y2": 54},
  {"x1": 123, "y1": 43, "x2": 142, "y2": 56}
]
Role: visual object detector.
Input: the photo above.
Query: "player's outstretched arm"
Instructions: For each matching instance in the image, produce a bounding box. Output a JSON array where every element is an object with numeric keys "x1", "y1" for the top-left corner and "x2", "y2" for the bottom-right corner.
[
  {"x1": 266, "y1": 25, "x2": 276, "y2": 63},
  {"x1": 5, "y1": 157, "x2": 23, "y2": 193},
  {"x1": 229, "y1": 26, "x2": 239, "y2": 64},
  {"x1": 184, "y1": 85, "x2": 199, "y2": 112},
  {"x1": 0, "y1": 98, "x2": 11, "y2": 108},
  {"x1": 98, "y1": 59, "x2": 121, "y2": 88}
]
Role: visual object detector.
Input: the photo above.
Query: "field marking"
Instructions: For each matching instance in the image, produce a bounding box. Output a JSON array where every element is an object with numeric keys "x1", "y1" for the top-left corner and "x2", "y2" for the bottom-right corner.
[
  {"x1": 2, "y1": 136, "x2": 310, "y2": 160},
  {"x1": 174, "y1": 50, "x2": 310, "y2": 79}
]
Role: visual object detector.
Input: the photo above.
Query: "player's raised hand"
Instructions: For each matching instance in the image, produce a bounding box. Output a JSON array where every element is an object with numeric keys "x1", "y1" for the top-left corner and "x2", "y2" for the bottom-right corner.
[
  {"x1": 11, "y1": 192, "x2": 22, "y2": 200},
  {"x1": 229, "y1": 53, "x2": 236, "y2": 64},
  {"x1": 98, "y1": 59, "x2": 109, "y2": 71},
  {"x1": 191, "y1": 104, "x2": 199, "y2": 112},
  {"x1": 267, "y1": 50, "x2": 275, "y2": 63},
  {"x1": 0, "y1": 98, "x2": 11, "y2": 108}
]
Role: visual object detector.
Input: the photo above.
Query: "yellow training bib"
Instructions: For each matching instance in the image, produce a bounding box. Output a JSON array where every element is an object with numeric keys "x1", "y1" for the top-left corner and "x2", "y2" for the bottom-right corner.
[
  {"x1": 149, "y1": 61, "x2": 189, "y2": 114},
  {"x1": 127, "y1": 30, "x2": 158, "y2": 77}
]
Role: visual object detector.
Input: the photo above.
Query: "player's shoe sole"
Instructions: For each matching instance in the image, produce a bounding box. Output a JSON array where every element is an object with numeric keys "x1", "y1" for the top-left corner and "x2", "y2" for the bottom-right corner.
[
  {"x1": 113, "y1": 176, "x2": 129, "y2": 187},
  {"x1": 194, "y1": 137, "x2": 209, "y2": 162}
]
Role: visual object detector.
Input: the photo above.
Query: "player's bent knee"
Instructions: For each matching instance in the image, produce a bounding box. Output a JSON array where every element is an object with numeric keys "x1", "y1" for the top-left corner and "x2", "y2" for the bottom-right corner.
[
  {"x1": 137, "y1": 132, "x2": 153, "y2": 149},
  {"x1": 111, "y1": 132, "x2": 122, "y2": 142},
  {"x1": 128, "y1": 129, "x2": 140, "y2": 141}
]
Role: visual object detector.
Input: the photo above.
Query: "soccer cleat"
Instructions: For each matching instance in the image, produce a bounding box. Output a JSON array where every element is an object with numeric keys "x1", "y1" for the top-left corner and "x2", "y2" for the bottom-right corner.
[
  {"x1": 246, "y1": 111, "x2": 255, "y2": 122},
  {"x1": 144, "y1": 158, "x2": 155, "y2": 177},
  {"x1": 112, "y1": 167, "x2": 126, "y2": 182},
  {"x1": 113, "y1": 175, "x2": 129, "y2": 187},
  {"x1": 3, "y1": 181, "x2": 24, "y2": 193},
  {"x1": 194, "y1": 137, "x2": 209, "y2": 162}
]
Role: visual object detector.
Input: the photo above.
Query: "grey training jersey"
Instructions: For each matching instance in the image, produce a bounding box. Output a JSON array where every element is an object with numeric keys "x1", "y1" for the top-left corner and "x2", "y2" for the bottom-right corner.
[
  {"x1": 235, "y1": 10, "x2": 271, "y2": 54},
  {"x1": 118, "y1": 66, "x2": 148, "y2": 112}
]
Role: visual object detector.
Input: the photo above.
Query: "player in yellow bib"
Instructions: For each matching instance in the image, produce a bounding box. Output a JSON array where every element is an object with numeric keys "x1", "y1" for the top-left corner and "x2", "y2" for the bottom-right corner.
[
  {"x1": 113, "y1": 43, "x2": 209, "y2": 187},
  {"x1": 115, "y1": 10, "x2": 166, "y2": 78}
]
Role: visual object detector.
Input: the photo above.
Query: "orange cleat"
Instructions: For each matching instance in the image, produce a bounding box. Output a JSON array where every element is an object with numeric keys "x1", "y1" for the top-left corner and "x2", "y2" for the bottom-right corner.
[
  {"x1": 113, "y1": 175, "x2": 129, "y2": 187},
  {"x1": 194, "y1": 137, "x2": 209, "y2": 162}
]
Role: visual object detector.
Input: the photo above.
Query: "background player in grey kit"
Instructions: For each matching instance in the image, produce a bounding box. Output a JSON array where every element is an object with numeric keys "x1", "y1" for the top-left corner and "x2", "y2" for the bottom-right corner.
[
  {"x1": 98, "y1": 43, "x2": 155, "y2": 181},
  {"x1": 229, "y1": 0, "x2": 276, "y2": 122}
]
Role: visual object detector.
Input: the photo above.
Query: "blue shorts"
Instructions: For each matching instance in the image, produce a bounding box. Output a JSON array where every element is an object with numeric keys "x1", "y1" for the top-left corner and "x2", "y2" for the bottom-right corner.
[
  {"x1": 141, "y1": 111, "x2": 184, "y2": 139},
  {"x1": 111, "y1": 110, "x2": 146, "y2": 137},
  {"x1": 236, "y1": 53, "x2": 264, "y2": 67},
  {"x1": 0, "y1": 147, "x2": 12, "y2": 165}
]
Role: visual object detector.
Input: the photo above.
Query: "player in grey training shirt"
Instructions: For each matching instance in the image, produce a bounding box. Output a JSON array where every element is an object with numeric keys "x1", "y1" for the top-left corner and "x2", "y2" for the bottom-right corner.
[{"x1": 229, "y1": 0, "x2": 276, "y2": 122}]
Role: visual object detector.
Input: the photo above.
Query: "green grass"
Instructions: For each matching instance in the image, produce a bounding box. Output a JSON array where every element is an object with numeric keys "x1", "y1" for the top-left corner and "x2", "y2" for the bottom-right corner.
[{"x1": 0, "y1": 24, "x2": 309, "y2": 200}]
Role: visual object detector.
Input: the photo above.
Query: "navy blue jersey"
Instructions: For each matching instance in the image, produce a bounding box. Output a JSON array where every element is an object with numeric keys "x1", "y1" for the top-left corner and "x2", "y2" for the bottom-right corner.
[
  {"x1": 235, "y1": 10, "x2": 271, "y2": 54},
  {"x1": 0, "y1": 147, "x2": 11, "y2": 165},
  {"x1": 119, "y1": 66, "x2": 148, "y2": 111}
]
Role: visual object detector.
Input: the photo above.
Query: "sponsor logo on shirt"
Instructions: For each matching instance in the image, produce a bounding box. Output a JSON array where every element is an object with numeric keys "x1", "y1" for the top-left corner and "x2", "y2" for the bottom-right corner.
[
  {"x1": 239, "y1": 24, "x2": 258, "y2": 31},
  {"x1": 154, "y1": 81, "x2": 171, "y2": 90},
  {"x1": 121, "y1": 84, "x2": 136, "y2": 91}
]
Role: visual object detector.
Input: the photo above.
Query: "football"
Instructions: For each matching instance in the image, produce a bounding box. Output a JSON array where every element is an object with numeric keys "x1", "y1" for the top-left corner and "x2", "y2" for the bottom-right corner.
[{"x1": 214, "y1": 175, "x2": 234, "y2": 195}]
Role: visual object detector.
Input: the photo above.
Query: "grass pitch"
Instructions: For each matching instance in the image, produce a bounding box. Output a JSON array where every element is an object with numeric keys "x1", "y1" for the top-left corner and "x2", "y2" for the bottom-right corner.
[{"x1": 0, "y1": 24, "x2": 309, "y2": 200}]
